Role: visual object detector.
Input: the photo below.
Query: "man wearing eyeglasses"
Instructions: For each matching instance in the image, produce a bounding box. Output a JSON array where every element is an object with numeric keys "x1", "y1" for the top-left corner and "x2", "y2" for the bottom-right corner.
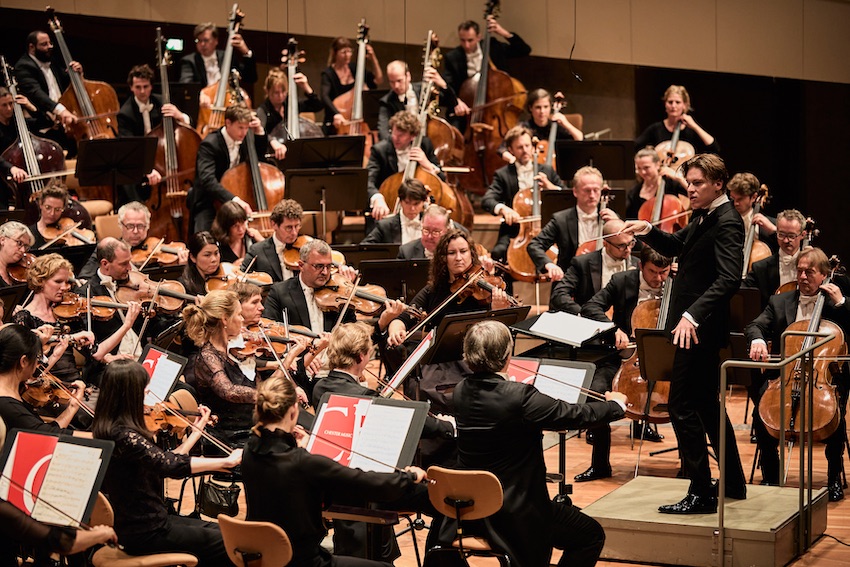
[
  {"x1": 743, "y1": 209, "x2": 807, "y2": 308},
  {"x1": 398, "y1": 205, "x2": 451, "y2": 260},
  {"x1": 178, "y1": 22, "x2": 257, "y2": 86},
  {"x1": 549, "y1": 219, "x2": 638, "y2": 314}
]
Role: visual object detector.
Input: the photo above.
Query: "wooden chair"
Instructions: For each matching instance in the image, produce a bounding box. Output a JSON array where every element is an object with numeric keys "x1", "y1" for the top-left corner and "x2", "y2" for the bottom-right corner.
[
  {"x1": 89, "y1": 493, "x2": 198, "y2": 566},
  {"x1": 93, "y1": 213, "x2": 121, "y2": 240},
  {"x1": 218, "y1": 514, "x2": 293, "y2": 567},
  {"x1": 424, "y1": 466, "x2": 510, "y2": 567},
  {"x1": 564, "y1": 113, "x2": 583, "y2": 134}
]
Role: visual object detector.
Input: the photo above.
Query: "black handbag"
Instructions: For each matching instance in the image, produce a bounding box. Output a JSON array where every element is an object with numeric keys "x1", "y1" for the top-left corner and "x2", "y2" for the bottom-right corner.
[{"x1": 196, "y1": 476, "x2": 240, "y2": 518}]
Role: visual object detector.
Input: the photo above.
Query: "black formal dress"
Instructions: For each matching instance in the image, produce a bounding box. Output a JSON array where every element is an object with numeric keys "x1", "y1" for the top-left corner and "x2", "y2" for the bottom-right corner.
[
  {"x1": 320, "y1": 64, "x2": 377, "y2": 135},
  {"x1": 219, "y1": 234, "x2": 256, "y2": 264},
  {"x1": 178, "y1": 50, "x2": 257, "y2": 85},
  {"x1": 0, "y1": 501, "x2": 74, "y2": 567},
  {"x1": 188, "y1": 342, "x2": 256, "y2": 439},
  {"x1": 446, "y1": 372, "x2": 624, "y2": 567},
  {"x1": 481, "y1": 162, "x2": 562, "y2": 261},
  {"x1": 0, "y1": 397, "x2": 69, "y2": 435},
  {"x1": 638, "y1": 199, "x2": 747, "y2": 498},
  {"x1": 527, "y1": 208, "x2": 580, "y2": 275},
  {"x1": 257, "y1": 94, "x2": 324, "y2": 141},
  {"x1": 549, "y1": 250, "x2": 639, "y2": 313}
]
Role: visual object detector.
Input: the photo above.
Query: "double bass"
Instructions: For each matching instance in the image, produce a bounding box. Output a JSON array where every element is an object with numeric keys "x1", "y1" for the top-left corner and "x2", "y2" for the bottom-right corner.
[
  {"x1": 196, "y1": 4, "x2": 251, "y2": 138},
  {"x1": 269, "y1": 38, "x2": 324, "y2": 144},
  {"x1": 458, "y1": 0, "x2": 526, "y2": 195},
  {"x1": 333, "y1": 20, "x2": 373, "y2": 164},
  {"x1": 638, "y1": 126, "x2": 691, "y2": 234},
  {"x1": 147, "y1": 28, "x2": 201, "y2": 242},
  {"x1": 741, "y1": 184, "x2": 772, "y2": 278},
  {"x1": 536, "y1": 92, "x2": 564, "y2": 170}
]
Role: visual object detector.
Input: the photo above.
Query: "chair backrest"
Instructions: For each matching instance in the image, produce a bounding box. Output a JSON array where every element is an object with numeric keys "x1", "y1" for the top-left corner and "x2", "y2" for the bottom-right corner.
[
  {"x1": 94, "y1": 214, "x2": 121, "y2": 240},
  {"x1": 169, "y1": 388, "x2": 199, "y2": 414},
  {"x1": 426, "y1": 466, "x2": 503, "y2": 521},
  {"x1": 90, "y1": 492, "x2": 115, "y2": 527},
  {"x1": 564, "y1": 113, "x2": 583, "y2": 133},
  {"x1": 218, "y1": 514, "x2": 293, "y2": 567}
]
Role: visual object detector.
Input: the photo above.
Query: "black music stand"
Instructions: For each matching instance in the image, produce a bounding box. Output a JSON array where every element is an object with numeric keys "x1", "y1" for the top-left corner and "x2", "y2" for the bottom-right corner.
[
  {"x1": 166, "y1": 83, "x2": 201, "y2": 127},
  {"x1": 33, "y1": 243, "x2": 96, "y2": 275},
  {"x1": 540, "y1": 188, "x2": 627, "y2": 224},
  {"x1": 76, "y1": 138, "x2": 157, "y2": 204},
  {"x1": 556, "y1": 140, "x2": 634, "y2": 182},
  {"x1": 0, "y1": 284, "x2": 29, "y2": 322},
  {"x1": 634, "y1": 328, "x2": 679, "y2": 457},
  {"x1": 358, "y1": 258, "x2": 429, "y2": 303},
  {"x1": 281, "y1": 136, "x2": 365, "y2": 169},
  {"x1": 423, "y1": 306, "x2": 531, "y2": 366},
  {"x1": 0, "y1": 210, "x2": 27, "y2": 225},
  {"x1": 331, "y1": 244, "x2": 400, "y2": 270},
  {"x1": 286, "y1": 168, "x2": 368, "y2": 235}
]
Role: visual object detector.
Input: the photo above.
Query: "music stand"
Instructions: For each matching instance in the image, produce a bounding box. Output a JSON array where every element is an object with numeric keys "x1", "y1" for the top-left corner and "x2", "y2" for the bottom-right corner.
[
  {"x1": 165, "y1": 83, "x2": 201, "y2": 127},
  {"x1": 556, "y1": 140, "x2": 634, "y2": 181},
  {"x1": 76, "y1": 138, "x2": 157, "y2": 204},
  {"x1": 332, "y1": 244, "x2": 400, "y2": 270},
  {"x1": 143, "y1": 264, "x2": 185, "y2": 282},
  {"x1": 281, "y1": 136, "x2": 365, "y2": 169},
  {"x1": 358, "y1": 258, "x2": 429, "y2": 303},
  {"x1": 540, "y1": 188, "x2": 627, "y2": 225},
  {"x1": 285, "y1": 168, "x2": 368, "y2": 235},
  {"x1": 422, "y1": 306, "x2": 531, "y2": 366},
  {"x1": 33, "y1": 243, "x2": 96, "y2": 275},
  {"x1": 0, "y1": 284, "x2": 29, "y2": 322},
  {"x1": 0, "y1": 210, "x2": 26, "y2": 225}
]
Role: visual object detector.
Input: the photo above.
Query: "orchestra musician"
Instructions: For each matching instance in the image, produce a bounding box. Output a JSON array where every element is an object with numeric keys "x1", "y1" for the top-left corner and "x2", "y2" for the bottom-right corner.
[
  {"x1": 366, "y1": 110, "x2": 442, "y2": 224},
  {"x1": 0, "y1": 221, "x2": 33, "y2": 287},
  {"x1": 28, "y1": 183, "x2": 71, "y2": 250},
  {"x1": 745, "y1": 247, "x2": 850, "y2": 500},
  {"x1": 178, "y1": 21, "x2": 257, "y2": 87},
  {"x1": 361, "y1": 178, "x2": 428, "y2": 245},
  {"x1": 743, "y1": 209, "x2": 808, "y2": 307},
  {"x1": 92, "y1": 359, "x2": 242, "y2": 565},
  {"x1": 549, "y1": 219, "x2": 639, "y2": 314},
  {"x1": 442, "y1": 17, "x2": 530, "y2": 129},
  {"x1": 482, "y1": 125, "x2": 563, "y2": 266},
  {"x1": 376, "y1": 60, "x2": 453, "y2": 141},
  {"x1": 577, "y1": 247, "x2": 673, "y2": 481},
  {"x1": 259, "y1": 67, "x2": 323, "y2": 160},
  {"x1": 191, "y1": 104, "x2": 266, "y2": 232},
  {"x1": 179, "y1": 231, "x2": 221, "y2": 296},
  {"x1": 0, "y1": 87, "x2": 36, "y2": 202},
  {"x1": 397, "y1": 204, "x2": 452, "y2": 260},
  {"x1": 621, "y1": 153, "x2": 748, "y2": 514},
  {"x1": 211, "y1": 200, "x2": 264, "y2": 265},
  {"x1": 444, "y1": 320, "x2": 626, "y2": 567},
  {"x1": 625, "y1": 146, "x2": 687, "y2": 219},
  {"x1": 634, "y1": 85, "x2": 719, "y2": 154},
  {"x1": 528, "y1": 165, "x2": 617, "y2": 282},
  {"x1": 242, "y1": 374, "x2": 429, "y2": 567},
  {"x1": 240, "y1": 198, "x2": 302, "y2": 282},
  {"x1": 499, "y1": 88, "x2": 583, "y2": 163},
  {"x1": 728, "y1": 172, "x2": 778, "y2": 253},
  {"x1": 320, "y1": 36, "x2": 383, "y2": 134}
]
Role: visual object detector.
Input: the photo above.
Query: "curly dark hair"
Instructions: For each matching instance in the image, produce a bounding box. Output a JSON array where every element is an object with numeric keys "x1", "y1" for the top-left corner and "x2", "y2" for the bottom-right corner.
[{"x1": 429, "y1": 229, "x2": 481, "y2": 291}]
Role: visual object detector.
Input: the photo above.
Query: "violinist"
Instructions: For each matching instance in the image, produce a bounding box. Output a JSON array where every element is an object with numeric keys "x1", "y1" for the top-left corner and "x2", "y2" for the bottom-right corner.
[
  {"x1": 621, "y1": 153, "x2": 747, "y2": 514},
  {"x1": 482, "y1": 125, "x2": 563, "y2": 267},
  {"x1": 361, "y1": 178, "x2": 427, "y2": 245},
  {"x1": 320, "y1": 36, "x2": 383, "y2": 134},
  {"x1": 240, "y1": 198, "x2": 302, "y2": 282},
  {"x1": 376, "y1": 60, "x2": 453, "y2": 141},
  {"x1": 499, "y1": 88, "x2": 583, "y2": 163},
  {"x1": 178, "y1": 21, "x2": 257, "y2": 87},
  {"x1": 625, "y1": 146, "x2": 687, "y2": 219},
  {"x1": 397, "y1": 204, "x2": 451, "y2": 260},
  {"x1": 744, "y1": 209, "x2": 807, "y2": 307},
  {"x1": 549, "y1": 220, "x2": 639, "y2": 314},
  {"x1": 366, "y1": 110, "x2": 442, "y2": 223},
  {"x1": 634, "y1": 85, "x2": 719, "y2": 154},
  {"x1": 0, "y1": 221, "x2": 33, "y2": 287},
  {"x1": 745, "y1": 247, "x2": 850, "y2": 500},
  {"x1": 528, "y1": 166, "x2": 616, "y2": 282},
  {"x1": 179, "y1": 231, "x2": 220, "y2": 296},
  {"x1": 729, "y1": 172, "x2": 778, "y2": 252},
  {"x1": 576, "y1": 247, "x2": 673, "y2": 481},
  {"x1": 191, "y1": 104, "x2": 266, "y2": 232},
  {"x1": 211, "y1": 200, "x2": 264, "y2": 265},
  {"x1": 92, "y1": 359, "x2": 241, "y2": 565},
  {"x1": 28, "y1": 182, "x2": 70, "y2": 250},
  {"x1": 442, "y1": 18, "x2": 530, "y2": 129},
  {"x1": 259, "y1": 68, "x2": 322, "y2": 160}
]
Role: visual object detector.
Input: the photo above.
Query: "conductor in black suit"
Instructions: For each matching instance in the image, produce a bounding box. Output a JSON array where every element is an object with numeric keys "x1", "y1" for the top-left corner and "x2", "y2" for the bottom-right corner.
[
  {"x1": 191, "y1": 104, "x2": 266, "y2": 232},
  {"x1": 622, "y1": 153, "x2": 748, "y2": 514},
  {"x1": 482, "y1": 125, "x2": 563, "y2": 264},
  {"x1": 746, "y1": 247, "x2": 850, "y2": 500},
  {"x1": 743, "y1": 209, "x2": 807, "y2": 308},
  {"x1": 442, "y1": 18, "x2": 530, "y2": 130},
  {"x1": 178, "y1": 22, "x2": 257, "y2": 86}
]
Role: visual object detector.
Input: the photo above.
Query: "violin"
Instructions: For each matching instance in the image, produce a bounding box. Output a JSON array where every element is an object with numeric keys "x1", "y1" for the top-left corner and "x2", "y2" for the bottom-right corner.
[
  {"x1": 115, "y1": 270, "x2": 198, "y2": 314},
  {"x1": 7, "y1": 252, "x2": 35, "y2": 284},
  {"x1": 449, "y1": 266, "x2": 521, "y2": 306},
  {"x1": 22, "y1": 375, "x2": 71, "y2": 407},
  {"x1": 130, "y1": 237, "x2": 188, "y2": 267},
  {"x1": 281, "y1": 235, "x2": 347, "y2": 271},
  {"x1": 638, "y1": 127, "x2": 692, "y2": 233},
  {"x1": 40, "y1": 218, "x2": 95, "y2": 248},
  {"x1": 313, "y1": 272, "x2": 425, "y2": 319},
  {"x1": 52, "y1": 291, "x2": 131, "y2": 321},
  {"x1": 741, "y1": 184, "x2": 772, "y2": 278},
  {"x1": 205, "y1": 262, "x2": 273, "y2": 292},
  {"x1": 234, "y1": 322, "x2": 295, "y2": 358},
  {"x1": 758, "y1": 256, "x2": 844, "y2": 442}
]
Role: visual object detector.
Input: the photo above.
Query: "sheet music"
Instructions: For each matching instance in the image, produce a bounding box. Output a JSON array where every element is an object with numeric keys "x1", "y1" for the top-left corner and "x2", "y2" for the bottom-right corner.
[
  {"x1": 380, "y1": 330, "x2": 435, "y2": 396},
  {"x1": 31, "y1": 442, "x2": 103, "y2": 526},
  {"x1": 349, "y1": 404, "x2": 415, "y2": 473},
  {"x1": 529, "y1": 312, "x2": 614, "y2": 346},
  {"x1": 0, "y1": 435, "x2": 21, "y2": 500},
  {"x1": 533, "y1": 364, "x2": 588, "y2": 404},
  {"x1": 143, "y1": 354, "x2": 182, "y2": 406}
]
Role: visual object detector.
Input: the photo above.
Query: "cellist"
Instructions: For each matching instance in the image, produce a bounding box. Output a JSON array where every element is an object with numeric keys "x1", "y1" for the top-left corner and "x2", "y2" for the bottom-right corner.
[
  {"x1": 728, "y1": 172, "x2": 778, "y2": 253},
  {"x1": 745, "y1": 247, "x2": 850, "y2": 500},
  {"x1": 743, "y1": 209, "x2": 807, "y2": 308},
  {"x1": 625, "y1": 147, "x2": 687, "y2": 219},
  {"x1": 499, "y1": 88, "x2": 583, "y2": 164},
  {"x1": 577, "y1": 246, "x2": 672, "y2": 481}
]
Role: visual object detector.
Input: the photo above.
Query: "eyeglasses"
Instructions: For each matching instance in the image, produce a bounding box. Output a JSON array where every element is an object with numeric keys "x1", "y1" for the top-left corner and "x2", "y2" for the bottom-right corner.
[
  {"x1": 777, "y1": 232, "x2": 801, "y2": 241},
  {"x1": 609, "y1": 239, "x2": 636, "y2": 251},
  {"x1": 120, "y1": 222, "x2": 149, "y2": 232},
  {"x1": 307, "y1": 263, "x2": 333, "y2": 272},
  {"x1": 10, "y1": 238, "x2": 29, "y2": 251},
  {"x1": 422, "y1": 228, "x2": 445, "y2": 237}
]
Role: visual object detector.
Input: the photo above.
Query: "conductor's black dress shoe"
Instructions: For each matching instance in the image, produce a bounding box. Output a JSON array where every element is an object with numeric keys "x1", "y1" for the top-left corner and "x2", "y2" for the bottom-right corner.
[
  {"x1": 658, "y1": 493, "x2": 718, "y2": 514},
  {"x1": 574, "y1": 466, "x2": 612, "y2": 482}
]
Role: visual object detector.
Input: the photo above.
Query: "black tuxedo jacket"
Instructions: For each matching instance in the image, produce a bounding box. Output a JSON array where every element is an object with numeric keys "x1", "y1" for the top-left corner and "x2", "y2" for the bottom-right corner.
[
  {"x1": 366, "y1": 137, "x2": 440, "y2": 205},
  {"x1": 178, "y1": 49, "x2": 257, "y2": 85},
  {"x1": 397, "y1": 239, "x2": 426, "y2": 259},
  {"x1": 442, "y1": 34, "x2": 531, "y2": 98},
  {"x1": 263, "y1": 276, "x2": 355, "y2": 331},
  {"x1": 191, "y1": 128, "x2": 268, "y2": 214},
  {"x1": 14, "y1": 55, "x2": 70, "y2": 114},
  {"x1": 581, "y1": 269, "x2": 642, "y2": 336},
  {"x1": 642, "y1": 201, "x2": 744, "y2": 346},
  {"x1": 376, "y1": 83, "x2": 423, "y2": 141},
  {"x1": 528, "y1": 208, "x2": 579, "y2": 274},
  {"x1": 550, "y1": 250, "x2": 639, "y2": 314},
  {"x1": 743, "y1": 254, "x2": 780, "y2": 308},
  {"x1": 361, "y1": 214, "x2": 409, "y2": 244},
  {"x1": 117, "y1": 94, "x2": 164, "y2": 137},
  {"x1": 241, "y1": 238, "x2": 285, "y2": 282}
]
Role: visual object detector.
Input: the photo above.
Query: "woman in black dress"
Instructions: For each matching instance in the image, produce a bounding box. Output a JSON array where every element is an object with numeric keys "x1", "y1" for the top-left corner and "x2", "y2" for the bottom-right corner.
[
  {"x1": 320, "y1": 36, "x2": 383, "y2": 133},
  {"x1": 634, "y1": 84, "x2": 719, "y2": 154},
  {"x1": 625, "y1": 146, "x2": 688, "y2": 219},
  {"x1": 92, "y1": 359, "x2": 241, "y2": 565}
]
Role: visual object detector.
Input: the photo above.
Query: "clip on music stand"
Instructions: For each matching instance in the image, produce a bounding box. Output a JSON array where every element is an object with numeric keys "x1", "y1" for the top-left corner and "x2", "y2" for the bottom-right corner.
[
  {"x1": 76, "y1": 138, "x2": 157, "y2": 204},
  {"x1": 358, "y1": 258, "x2": 430, "y2": 303},
  {"x1": 556, "y1": 140, "x2": 634, "y2": 182},
  {"x1": 285, "y1": 168, "x2": 367, "y2": 237}
]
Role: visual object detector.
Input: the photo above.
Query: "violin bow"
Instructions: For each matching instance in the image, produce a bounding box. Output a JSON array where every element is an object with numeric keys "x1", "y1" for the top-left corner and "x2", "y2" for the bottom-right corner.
[
  {"x1": 137, "y1": 237, "x2": 165, "y2": 272},
  {"x1": 404, "y1": 270, "x2": 484, "y2": 338},
  {"x1": 332, "y1": 273, "x2": 361, "y2": 331},
  {"x1": 86, "y1": 285, "x2": 92, "y2": 336}
]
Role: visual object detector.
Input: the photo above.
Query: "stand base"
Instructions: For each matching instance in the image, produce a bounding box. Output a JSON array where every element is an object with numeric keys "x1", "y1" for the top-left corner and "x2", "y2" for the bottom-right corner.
[{"x1": 583, "y1": 476, "x2": 827, "y2": 567}]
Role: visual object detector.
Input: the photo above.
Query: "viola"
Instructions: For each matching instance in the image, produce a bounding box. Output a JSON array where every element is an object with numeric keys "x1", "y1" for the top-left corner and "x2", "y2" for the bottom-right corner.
[
  {"x1": 449, "y1": 266, "x2": 521, "y2": 306},
  {"x1": 39, "y1": 218, "x2": 95, "y2": 249},
  {"x1": 759, "y1": 257, "x2": 844, "y2": 442},
  {"x1": 314, "y1": 272, "x2": 425, "y2": 319},
  {"x1": 741, "y1": 184, "x2": 772, "y2": 278},
  {"x1": 7, "y1": 252, "x2": 35, "y2": 284},
  {"x1": 333, "y1": 20, "x2": 374, "y2": 164},
  {"x1": 638, "y1": 126, "x2": 692, "y2": 233},
  {"x1": 206, "y1": 262, "x2": 273, "y2": 292},
  {"x1": 115, "y1": 270, "x2": 197, "y2": 314},
  {"x1": 52, "y1": 291, "x2": 130, "y2": 321},
  {"x1": 130, "y1": 237, "x2": 188, "y2": 267}
]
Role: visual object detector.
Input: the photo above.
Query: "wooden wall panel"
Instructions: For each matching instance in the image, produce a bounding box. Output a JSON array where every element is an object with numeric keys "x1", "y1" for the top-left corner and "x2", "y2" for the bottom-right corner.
[
  {"x1": 631, "y1": 0, "x2": 717, "y2": 71},
  {"x1": 802, "y1": 0, "x2": 850, "y2": 83}
]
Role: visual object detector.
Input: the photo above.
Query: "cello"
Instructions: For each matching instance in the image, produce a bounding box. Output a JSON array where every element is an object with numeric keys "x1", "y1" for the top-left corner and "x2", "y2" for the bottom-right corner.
[
  {"x1": 505, "y1": 138, "x2": 555, "y2": 282},
  {"x1": 758, "y1": 257, "x2": 844, "y2": 442},
  {"x1": 333, "y1": 20, "x2": 373, "y2": 164},
  {"x1": 638, "y1": 128, "x2": 690, "y2": 234},
  {"x1": 147, "y1": 28, "x2": 201, "y2": 242},
  {"x1": 458, "y1": 0, "x2": 526, "y2": 195},
  {"x1": 219, "y1": 71, "x2": 285, "y2": 237},
  {"x1": 195, "y1": 4, "x2": 251, "y2": 138},
  {"x1": 536, "y1": 92, "x2": 564, "y2": 170},
  {"x1": 775, "y1": 217, "x2": 818, "y2": 295},
  {"x1": 741, "y1": 184, "x2": 772, "y2": 278},
  {"x1": 269, "y1": 38, "x2": 324, "y2": 144}
]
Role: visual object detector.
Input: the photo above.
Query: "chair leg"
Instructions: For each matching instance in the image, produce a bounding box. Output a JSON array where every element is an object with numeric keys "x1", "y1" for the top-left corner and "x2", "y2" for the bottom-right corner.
[
  {"x1": 396, "y1": 514, "x2": 425, "y2": 567},
  {"x1": 749, "y1": 443, "x2": 761, "y2": 484}
]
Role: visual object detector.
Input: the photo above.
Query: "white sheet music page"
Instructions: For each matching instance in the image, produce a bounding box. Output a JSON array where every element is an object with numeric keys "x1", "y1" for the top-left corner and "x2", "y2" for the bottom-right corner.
[
  {"x1": 31, "y1": 442, "x2": 103, "y2": 526},
  {"x1": 529, "y1": 312, "x2": 614, "y2": 346},
  {"x1": 533, "y1": 364, "x2": 587, "y2": 403},
  {"x1": 349, "y1": 404, "x2": 415, "y2": 473}
]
